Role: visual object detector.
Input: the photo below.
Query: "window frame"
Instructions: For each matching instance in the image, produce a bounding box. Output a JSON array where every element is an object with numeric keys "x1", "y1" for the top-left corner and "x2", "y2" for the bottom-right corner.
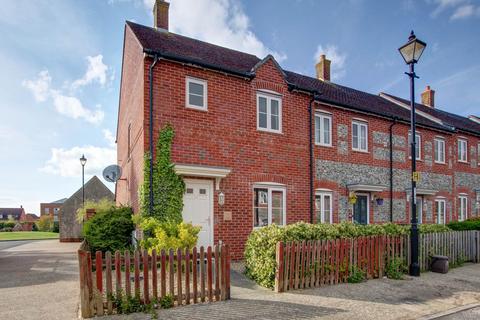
[
  {"x1": 408, "y1": 131, "x2": 422, "y2": 160},
  {"x1": 434, "y1": 137, "x2": 446, "y2": 164},
  {"x1": 256, "y1": 92, "x2": 282, "y2": 134},
  {"x1": 315, "y1": 191, "x2": 333, "y2": 224},
  {"x1": 185, "y1": 77, "x2": 208, "y2": 111},
  {"x1": 435, "y1": 199, "x2": 446, "y2": 225},
  {"x1": 314, "y1": 113, "x2": 332, "y2": 146},
  {"x1": 458, "y1": 138, "x2": 468, "y2": 163},
  {"x1": 253, "y1": 184, "x2": 286, "y2": 228},
  {"x1": 458, "y1": 195, "x2": 468, "y2": 221},
  {"x1": 351, "y1": 120, "x2": 368, "y2": 152}
]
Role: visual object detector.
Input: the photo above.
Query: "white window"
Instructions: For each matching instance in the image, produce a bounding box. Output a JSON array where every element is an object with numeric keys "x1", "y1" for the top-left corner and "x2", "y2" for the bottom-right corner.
[
  {"x1": 408, "y1": 132, "x2": 421, "y2": 160},
  {"x1": 458, "y1": 139, "x2": 468, "y2": 162},
  {"x1": 352, "y1": 121, "x2": 368, "y2": 152},
  {"x1": 435, "y1": 199, "x2": 446, "y2": 225},
  {"x1": 315, "y1": 113, "x2": 332, "y2": 146},
  {"x1": 45, "y1": 207, "x2": 50, "y2": 214},
  {"x1": 186, "y1": 77, "x2": 207, "y2": 110},
  {"x1": 458, "y1": 195, "x2": 468, "y2": 221},
  {"x1": 253, "y1": 185, "x2": 286, "y2": 227},
  {"x1": 315, "y1": 192, "x2": 332, "y2": 223},
  {"x1": 257, "y1": 93, "x2": 282, "y2": 133},
  {"x1": 434, "y1": 137, "x2": 445, "y2": 164}
]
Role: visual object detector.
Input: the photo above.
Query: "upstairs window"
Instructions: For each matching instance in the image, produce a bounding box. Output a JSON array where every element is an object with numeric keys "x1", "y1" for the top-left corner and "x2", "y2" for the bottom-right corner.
[
  {"x1": 253, "y1": 185, "x2": 286, "y2": 227},
  {"x1": 408, "y1": 132, "x2": 421, "y2": 160},
  {"x1": 315, "y1": 113, "x2": 332, "y2": 146},
  {"x1": 257, "y1": 93, "x2": 282, "y2": 133},
  {"x1": 434, "y1": 137, "x2": 445, "y2": 164},
  {"x1": 186, "y1": 77, "x2": 207, "y2": 110},
  {"x1": 458, "y1": 139, "x2": 468, "y2": 162},
  {"x1": 352, "y1": 120, "x2": 368, "y2": 152}
]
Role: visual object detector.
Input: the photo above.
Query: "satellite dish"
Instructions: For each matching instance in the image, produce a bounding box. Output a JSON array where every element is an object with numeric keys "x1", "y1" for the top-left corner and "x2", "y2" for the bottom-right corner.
[{"x1": 103, "y1": 165, "x2": 122, "y2": 183}]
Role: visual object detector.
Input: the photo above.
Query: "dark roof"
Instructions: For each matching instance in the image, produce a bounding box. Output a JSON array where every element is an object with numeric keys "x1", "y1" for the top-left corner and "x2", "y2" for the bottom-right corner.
[
  {"x1": 51, "y1": 198, "x2": 67, "y2": 204},
  {"x1": 126, "y1": 21, "x2": 475, "y2": 135},
  {"x1": 0, "y1": 208, "x2": 24, "y2": 220},
  {"x1": 381, "y1": 93, "x2": 480, "y2": 137},
  {"x1": 26, "y1": 214, "x2": 39, "y2": 221}
]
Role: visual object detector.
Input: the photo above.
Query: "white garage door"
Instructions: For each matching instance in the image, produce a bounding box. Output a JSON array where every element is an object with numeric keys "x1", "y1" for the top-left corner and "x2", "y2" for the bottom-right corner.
[{"x1": 182, "y1": 179, "x2": 213, "y2": 248}]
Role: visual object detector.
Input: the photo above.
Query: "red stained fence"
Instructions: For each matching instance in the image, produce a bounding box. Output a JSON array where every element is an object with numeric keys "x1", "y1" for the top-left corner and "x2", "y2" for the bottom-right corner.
[
  {"x1": 78, "y1": 243, "x2": 230, "y2": 318},
  {"x1": 274, "y1": 231, "x2": 480, "y2": 293}
]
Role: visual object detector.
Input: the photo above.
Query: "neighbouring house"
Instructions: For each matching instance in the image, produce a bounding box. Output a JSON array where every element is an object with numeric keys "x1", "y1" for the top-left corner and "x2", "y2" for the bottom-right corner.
[
  {"x1": 22, "y1": 213, "x2": 40, "y2": 231},
  {"x1": 59, "y1": 176, "x2": 114, "y2": 242},
  {"x1": 26, "y1": 213, "x2": 39, "y2": 222},
  {"x1": 115, "y1": 0, "x2": 480, "y2": 258},
  {"x1": 40, "y1": 198, "x2": 67, "y2": 222},
  {"x1": 0, "y1": 206, "x2": 26, "y2": 222}
]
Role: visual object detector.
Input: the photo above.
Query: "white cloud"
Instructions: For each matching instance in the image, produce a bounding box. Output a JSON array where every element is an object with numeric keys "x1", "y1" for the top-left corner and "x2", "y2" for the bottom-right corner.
[
  {"x1": 50, "y1": 91, "x2": 104, "y2": 124},
  {"x1": 430, "y1": 0, "x2": 467, "y2": 17},
  {"x1": 313, "y1": 44, "x2": 347, "y2": 81},
  {"x1": 72, "y1": 55, "x2": 109, "y2": 89},
  {"x1": 41, "y1": 145, "x2": 116, "y2": 177},
  {"x1": 21, "y1": 70, "x2": 51, "y2": 102},
  {"x1": 143, "y1": 0, "x2": 286, "y2": 62},
  {"x1": 103, "y1": 129, "x2": 116, "y2": 147},
  {"x1": 23, "y1": 62, "x2": 106, "y2": 124},
  {"x1": 450, "y1": 4, "x2": 479, "y2": 19}
]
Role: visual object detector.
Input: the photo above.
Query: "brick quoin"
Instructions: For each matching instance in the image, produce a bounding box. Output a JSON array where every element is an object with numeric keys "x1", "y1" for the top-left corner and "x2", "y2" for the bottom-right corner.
[{"x1": 116, "y1": 23, "x2": 480, "y2": 259}]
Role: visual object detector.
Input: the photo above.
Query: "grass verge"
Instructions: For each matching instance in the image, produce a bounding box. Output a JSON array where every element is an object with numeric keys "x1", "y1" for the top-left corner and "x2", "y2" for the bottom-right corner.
[{"x1": 0, "y1": 231, "x2": 59, "y2": 241}]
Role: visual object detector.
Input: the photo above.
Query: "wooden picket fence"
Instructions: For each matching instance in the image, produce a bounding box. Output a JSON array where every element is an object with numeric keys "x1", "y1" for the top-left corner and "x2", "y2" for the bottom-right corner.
[
  {"x1": 274, "y1": 231, "x2": 480, "y2": 292},
  {"x1": 78, "y1": 243, "x2": 230, "y2": 318}
]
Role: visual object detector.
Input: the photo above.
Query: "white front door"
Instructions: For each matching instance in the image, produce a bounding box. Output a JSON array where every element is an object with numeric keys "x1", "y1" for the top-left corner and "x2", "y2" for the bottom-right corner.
[{"x1": 182, "y1": 179, "x2": 213, "y2": 248}]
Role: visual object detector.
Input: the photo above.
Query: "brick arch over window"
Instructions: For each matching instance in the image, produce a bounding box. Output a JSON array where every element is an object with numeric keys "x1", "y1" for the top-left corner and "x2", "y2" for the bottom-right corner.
[
  {"x1": 253, "y1": 80, "x2": 286, "y2": 95},
  {"x1": 250, "y1": 174, "x2": 287, "y2": 186},
  {"x1": 314, "y1": 179, "x2": 340, "y2": 191}
]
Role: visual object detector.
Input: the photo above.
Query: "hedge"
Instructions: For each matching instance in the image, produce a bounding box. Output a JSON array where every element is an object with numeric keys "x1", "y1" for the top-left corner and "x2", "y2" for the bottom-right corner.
[
  {"x1": 244, "y1": 222, "x2": 451, "y2": 289},
  {"x1": 83, "y1": 206, "x2": 135, "y2": 253},
  {"x1": 447, "y1": 217, "x2": 480, "y2": 231}
]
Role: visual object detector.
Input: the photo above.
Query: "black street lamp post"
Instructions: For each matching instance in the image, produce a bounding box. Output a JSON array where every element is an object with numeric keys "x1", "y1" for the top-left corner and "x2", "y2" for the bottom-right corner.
[
  {"x1": 80, "y1": 154, "x2": 87, "y2": 209},
  {"x1": 398, "y1": 31, "x2": 426, "y2": 277}
]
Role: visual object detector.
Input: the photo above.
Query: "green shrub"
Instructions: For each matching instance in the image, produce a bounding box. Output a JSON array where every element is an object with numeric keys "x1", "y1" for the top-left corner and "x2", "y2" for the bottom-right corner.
[
  {"x1": 385, "y1": 257, "x2": 407, "y2": 280},
  {"x1": 2, "y1": 221, "x2": 16, "y2": 229},
  {"x1": 347, "y1": 265, "x2": 366, "y2": 283},
  {"x1": 137, "y1": 217, "x2": 200, "y2": 253},
  {"x1": 31, "y1": 223, "x2": 38, "y2": 231},
  {"x1": 36, "y1": 216, "x2": 53, "y2": 232},
  {"x1": 447, "y1": 218, "x2": 480, "y2": 231},
  {"x1": 245, "y1": 221, "x2": 451, "y2": 288},
  {"x1": 159, "y1": 294, "x2": 174, "y2": 309},
  {"x1": 418, "y1": 224, "x2": 451, "y2": 233},
  {"x1": 52, "y1": 221, "x2": 59, "y2": 233},
  {"x1": 83, "y1": 206, "x2": 135, "y2": 253},
  {"x1": 76, "y1": 198, "x2": 116, "y2": 223}
]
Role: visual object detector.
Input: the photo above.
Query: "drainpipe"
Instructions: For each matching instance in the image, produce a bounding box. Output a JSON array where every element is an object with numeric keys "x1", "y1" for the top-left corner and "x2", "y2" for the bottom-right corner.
[
  {"x1": 148, "y1": 55, "x2": 159, "y2": 215},
  {"x1": 309, "y1": 92, "x2": 319, "y2": 224},
  {"x1": 389, "y1": 117, "x2": 398, "y2": 222}
]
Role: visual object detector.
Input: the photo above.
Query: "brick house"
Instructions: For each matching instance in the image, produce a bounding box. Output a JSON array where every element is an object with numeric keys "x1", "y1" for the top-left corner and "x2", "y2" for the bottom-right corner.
[
  {"x1": 40, "y1": 198, "x2": 67, "y2": 222},
  {"x1": 116, "y1": 0, "x2": 480, "y2": 257},
  {"x1": 0, "y1": 207, "x2": 26, "y2": 222}
]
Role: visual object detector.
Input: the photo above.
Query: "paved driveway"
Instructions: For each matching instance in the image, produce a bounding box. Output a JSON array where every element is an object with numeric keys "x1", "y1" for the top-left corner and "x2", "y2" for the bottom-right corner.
[
  {"x1": 104, "y1": 263, "x2": 480, "y2": 320},
  {"x1": 0, "y1": 240, "x2": 80, "y2": 320}
]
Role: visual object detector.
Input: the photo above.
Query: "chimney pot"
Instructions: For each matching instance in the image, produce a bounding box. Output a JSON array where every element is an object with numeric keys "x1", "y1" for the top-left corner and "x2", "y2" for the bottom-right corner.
[
  {"x1": 421, "y1": 85, "x2": 435, "y2": 107},
  {"x1": 315, "y1": 55, "x2": 331, "y2": 81},
  {"x1": 153, "y1": 0, "x2": 170, "y2": 30}
]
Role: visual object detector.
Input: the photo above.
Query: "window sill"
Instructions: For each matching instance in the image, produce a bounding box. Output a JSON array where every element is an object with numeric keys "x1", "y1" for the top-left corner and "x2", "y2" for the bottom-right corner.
[
  {"x1": 434, "y1": 161, "x2": 446, "y2": 165},
  {"x1": 352, "y1": 149, "x2": 369, "y2": 154},
  {"x1": 458, "y1": 160, "x2": 469, "y2": 164},
  {"x1": 315, "y1": 143, "x2": 333, "y2": 148},
  {"x1": 185, "y1": 105, "x2": 208, "y2": 112},
  {"x1": 257, "y1": 128, "x2": 283, "y2": 135}
]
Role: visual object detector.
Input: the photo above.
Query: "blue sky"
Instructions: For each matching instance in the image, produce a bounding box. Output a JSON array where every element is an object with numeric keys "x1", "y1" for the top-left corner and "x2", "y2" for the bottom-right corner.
[{"x1": 0, "y1": 0, "x2": 479, "y2": 214}]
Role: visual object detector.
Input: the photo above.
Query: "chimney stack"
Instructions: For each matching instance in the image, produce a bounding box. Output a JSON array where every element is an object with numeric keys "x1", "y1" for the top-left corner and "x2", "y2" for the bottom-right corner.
[
  {"x1": 315, "y1": 54, "x2": 331, "y2": 82},
  {"x1": 421, "y1": 86, "x2": 435, "y2": 107},
  {"x1": 153, "y1": 0, "x2": 170, "y2": 30}
]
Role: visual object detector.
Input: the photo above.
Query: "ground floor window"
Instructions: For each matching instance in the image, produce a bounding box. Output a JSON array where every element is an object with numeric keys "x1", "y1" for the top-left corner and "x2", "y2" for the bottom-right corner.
[
  {"x1": 458, "y1": 195, "x2": 468, "y2": 221},
  {"x1": 416, "y1": 196, "x2": 423, "y2": 224},
  {"x1": 435, "y1": 199, "x2": 446, "y2": 224},
  {"x1": 315, "y1": 192, "x2": 332, "y2": 223},
  {"x1": 253, "y1": 185, "x2": 286, "y2": 227}
]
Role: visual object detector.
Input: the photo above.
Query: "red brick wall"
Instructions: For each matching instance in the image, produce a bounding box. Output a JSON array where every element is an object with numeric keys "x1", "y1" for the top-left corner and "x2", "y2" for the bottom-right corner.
[{"x1": 116, "y1": 25, "x2": 146, "y2": 212}]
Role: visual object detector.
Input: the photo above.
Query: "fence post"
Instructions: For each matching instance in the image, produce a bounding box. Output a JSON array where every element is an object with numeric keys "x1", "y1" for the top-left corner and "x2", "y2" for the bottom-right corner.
[
  {"x1": 477, "y1": 231, "x2": 480, "y2": 263},
  {"x1": 274, "y1": 242, "x2": 284, "y2": 293},
  {"x1": 78, "y1": 249, "x2": 93, "y2": 318}
]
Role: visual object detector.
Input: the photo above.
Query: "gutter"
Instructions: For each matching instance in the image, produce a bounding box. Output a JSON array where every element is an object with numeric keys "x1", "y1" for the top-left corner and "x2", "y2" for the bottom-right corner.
[
  {"x1": 148, "y1": 54, "x2": 159, "y2": 215},
  {"x1": 389, "y1": 117, "x2": 398, "y2": 222}
]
